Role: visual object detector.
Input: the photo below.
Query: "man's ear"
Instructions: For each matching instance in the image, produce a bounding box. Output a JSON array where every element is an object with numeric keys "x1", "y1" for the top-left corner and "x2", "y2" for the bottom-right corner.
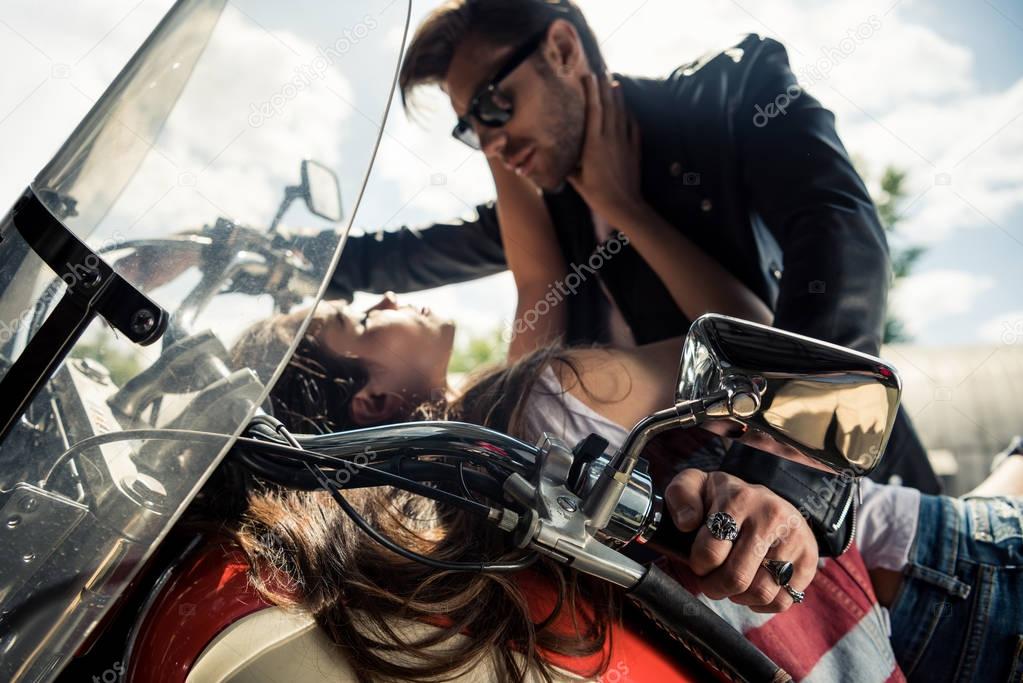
[
  {"x1": 547, "y1": 19, "x2": 584, "y2": 76},
  {"x1": 350, "y1": 387, "x2": 405, "y2": 426}
]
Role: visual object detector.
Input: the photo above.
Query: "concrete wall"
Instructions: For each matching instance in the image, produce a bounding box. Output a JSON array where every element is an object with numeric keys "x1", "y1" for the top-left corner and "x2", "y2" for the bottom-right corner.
[{"x1": 883, "y1": 344, "x2": 1023, "y2": 495}]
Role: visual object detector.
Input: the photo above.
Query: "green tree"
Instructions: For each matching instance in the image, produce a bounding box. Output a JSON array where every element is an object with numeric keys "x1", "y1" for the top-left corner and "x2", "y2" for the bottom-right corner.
[
  {"x1": 871, "y1": 166, "x2": 925, "y2": 344},
  {"x1": 70, "y1": 338, "x2": 144, "y2": 387},
  {"x1": 447, "y1": 328, "x2": 508, "y2": 375}
]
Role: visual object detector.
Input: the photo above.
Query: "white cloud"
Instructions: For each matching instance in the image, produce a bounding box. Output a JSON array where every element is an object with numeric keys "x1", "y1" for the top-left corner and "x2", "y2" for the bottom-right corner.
[
  {"x1": 0, "y1": 0, "x2": 405, "y2": 349},
  {"x1": 841, "y1": 77, "x2": 1023, "y2": 244},
  {"x1": 368, "y1": 84, "x2": 495, "y2": 222},
  {"x1": 378, "y1": 0, "x2": 1022, "y2": 247},
  {"x1": 979, "y1": 310, "x2": 1023, "y2": 346},
  {"x1": 2, "y1": 0, "x2": 1020, "y2": 347},
  {"x1": 0, "y1": 0, "x2": 177, "y2": 207},
  {"x1": 815, "y1": 19, "x2": 975, "y2": 111},
  {"x1": 890, "y1": 269, "x2": 996, "y2": 336}
]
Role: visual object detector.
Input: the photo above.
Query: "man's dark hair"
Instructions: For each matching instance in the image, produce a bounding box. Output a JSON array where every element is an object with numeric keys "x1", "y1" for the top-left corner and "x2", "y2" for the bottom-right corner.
[{"x1": 399, "y1": 0, "x2": 606, "y2": 111}]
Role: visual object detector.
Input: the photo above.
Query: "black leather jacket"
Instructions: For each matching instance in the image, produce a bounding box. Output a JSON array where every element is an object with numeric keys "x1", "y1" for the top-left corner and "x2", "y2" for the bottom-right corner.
[
  {"x1": 322, "y1": 34, "x2": 939, "y2": 491},
  {"x1": 329, "y1": 35, "x2": 887, "y2": 354}
]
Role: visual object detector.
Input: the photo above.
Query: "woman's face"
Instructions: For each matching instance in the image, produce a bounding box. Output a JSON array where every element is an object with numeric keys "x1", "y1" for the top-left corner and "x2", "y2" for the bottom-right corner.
[{"x1": 301, "y1": 293, "x2": 456, "y2": 403}]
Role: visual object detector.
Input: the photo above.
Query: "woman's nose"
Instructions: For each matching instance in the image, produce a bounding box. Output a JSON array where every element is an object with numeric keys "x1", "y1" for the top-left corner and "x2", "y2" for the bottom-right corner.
[{"x1": 370, "y1": 292, "x2": 399, "y2": 312}]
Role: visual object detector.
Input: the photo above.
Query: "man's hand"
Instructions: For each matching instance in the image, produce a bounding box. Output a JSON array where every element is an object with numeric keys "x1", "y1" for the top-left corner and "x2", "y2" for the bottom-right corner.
[
  {"x1": 567, "y1": 73, "x2": 644, "y2": 228},
  {"x1": 665, "y1": 469, "x2": 818, "y2": 613}
]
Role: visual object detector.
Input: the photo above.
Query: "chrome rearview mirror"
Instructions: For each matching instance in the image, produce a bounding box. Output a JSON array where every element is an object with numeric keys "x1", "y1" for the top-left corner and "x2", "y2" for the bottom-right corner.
[
  {"x1": 268, "y1": 159, "x2": 343, "y2": 234},
  {"x1": 301, "y1": 159, "x2": 343, "y2": 223},
  {"x1": 584, "y1": 314, "x2": 901, "y2": 533},
  {"x1": 677, "y1": 314, "x2": 902, "y2": 475}
]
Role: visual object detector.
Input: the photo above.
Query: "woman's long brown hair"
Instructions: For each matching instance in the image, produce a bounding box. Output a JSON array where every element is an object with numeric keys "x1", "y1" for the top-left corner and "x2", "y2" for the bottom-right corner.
[{"x1": 223, "y1": 320, "x2": 618, "y2": 682}]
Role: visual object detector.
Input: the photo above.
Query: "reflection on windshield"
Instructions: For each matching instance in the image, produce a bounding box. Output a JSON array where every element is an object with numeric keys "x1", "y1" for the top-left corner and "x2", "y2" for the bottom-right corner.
[
  {"x1": 0, "y1": 1, "x2": 409, "y2": 680},
  {"x1": 25, "y1": 0, "x2": 405, "y2": 346},
  {"x1": 36, "y1": 0, "x2": 227, "y2": 229}
]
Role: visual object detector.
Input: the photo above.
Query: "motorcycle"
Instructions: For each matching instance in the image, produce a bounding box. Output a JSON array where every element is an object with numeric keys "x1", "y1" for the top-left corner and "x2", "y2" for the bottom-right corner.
[{"x1": 0, "y1": 1, "x2": 901, "y2": 681}]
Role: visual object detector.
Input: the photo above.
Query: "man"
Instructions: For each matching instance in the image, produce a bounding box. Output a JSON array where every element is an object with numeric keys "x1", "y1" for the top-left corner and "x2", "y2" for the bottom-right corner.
[{"x1": 323, "y1": 0, "x2": 939, "y2": 493}]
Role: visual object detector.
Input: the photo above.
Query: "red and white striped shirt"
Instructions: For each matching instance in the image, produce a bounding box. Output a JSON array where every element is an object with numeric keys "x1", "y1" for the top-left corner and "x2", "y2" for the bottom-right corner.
[{"x1": 524, "y1": 367, "x2": 905, "y2": 682}]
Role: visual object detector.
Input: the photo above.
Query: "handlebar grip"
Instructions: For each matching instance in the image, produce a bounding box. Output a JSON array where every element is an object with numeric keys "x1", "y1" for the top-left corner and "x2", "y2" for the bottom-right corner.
[
  {"x1": 643, "y1": 517, "x2": 699, "y2": 561},
  {"x1": 628, "y1": 564, "x2": 791, "y2": 683}
]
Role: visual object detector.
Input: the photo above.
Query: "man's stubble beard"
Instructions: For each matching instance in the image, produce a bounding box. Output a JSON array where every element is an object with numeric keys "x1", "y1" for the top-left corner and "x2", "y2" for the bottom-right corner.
[{"x1": 537, "y1": 75, "x2": 585, "y2": 194}]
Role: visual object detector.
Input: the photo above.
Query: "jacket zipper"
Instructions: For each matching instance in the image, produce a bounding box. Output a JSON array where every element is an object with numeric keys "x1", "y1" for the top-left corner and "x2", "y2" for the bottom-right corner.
[{"x1": 841, "y1": 482, "x2": 860, "y2": 555}]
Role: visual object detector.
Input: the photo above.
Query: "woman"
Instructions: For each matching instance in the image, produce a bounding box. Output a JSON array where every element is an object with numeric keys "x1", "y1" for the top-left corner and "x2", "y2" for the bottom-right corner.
[
  {"x1": 477, "y1": 70, "x2": 1023, "y2": 679},
  {"x1": 225, "y1": 291, "x2": 1023, "y2": 683},
  {"x1": 224, "y1": 298, "x2": 704, "y2": 682},
  {"x1": 218, "y1": 72, "x2": 1023, "y2": 682},
  {"x1": 219, "y1": 80, "x2": 1023, "y2": 680},
  {"x1": 225, "y1": 292, "x2": 819, "y2": 681}
]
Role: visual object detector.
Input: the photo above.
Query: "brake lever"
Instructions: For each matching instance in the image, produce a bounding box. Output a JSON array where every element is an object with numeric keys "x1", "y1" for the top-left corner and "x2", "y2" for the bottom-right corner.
[{"x1": 503, "y1": 434, "x2": 647, "y2": 588}]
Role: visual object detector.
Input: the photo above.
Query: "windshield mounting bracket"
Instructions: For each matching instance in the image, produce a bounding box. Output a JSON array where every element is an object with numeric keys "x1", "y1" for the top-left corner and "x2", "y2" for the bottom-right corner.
[{"x1": 0, "y1": 188, "x2": 168, "y2": 442}]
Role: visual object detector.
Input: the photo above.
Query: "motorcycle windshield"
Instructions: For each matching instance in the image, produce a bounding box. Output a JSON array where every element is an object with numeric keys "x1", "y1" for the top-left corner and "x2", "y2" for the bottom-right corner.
[{"x1": 0, "y1": 0, "x2": 408, "y2": 679}]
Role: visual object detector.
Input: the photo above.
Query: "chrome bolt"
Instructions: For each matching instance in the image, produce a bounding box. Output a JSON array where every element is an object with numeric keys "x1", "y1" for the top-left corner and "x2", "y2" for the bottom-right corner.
[
  {"x1": 131, "y1": 309, "x2": 156, "y2": 335},
  {"x1": 730, "y1": 391, "x2": 760, "y2": 419}
]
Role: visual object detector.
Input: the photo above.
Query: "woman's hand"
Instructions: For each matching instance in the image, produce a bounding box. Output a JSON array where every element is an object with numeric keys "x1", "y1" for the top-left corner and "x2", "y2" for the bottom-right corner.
[
  {"x1": 665, "y1": 469, "x2": 818, "y2": 613},
  {"x1": 565, "y1": 73, "x2": 775, "y2": 327},
  {"x1": 567, "y1": 73, "x2": 644, "y2": 228},
  {"x1": 488, "y1": 157, "x2": 569, "y2": 361}
]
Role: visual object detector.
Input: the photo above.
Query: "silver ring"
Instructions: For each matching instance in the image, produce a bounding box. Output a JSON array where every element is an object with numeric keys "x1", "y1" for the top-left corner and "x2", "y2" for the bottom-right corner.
[
  {"x1": 784, "y1": 585, "x2": 806, "y2": 603},
  {"x1": 705, "y1": 511, "x2": 740, "y2": 542},
  {"x1": 762, "y1": 559, "x2": 795, "y2": 587}
]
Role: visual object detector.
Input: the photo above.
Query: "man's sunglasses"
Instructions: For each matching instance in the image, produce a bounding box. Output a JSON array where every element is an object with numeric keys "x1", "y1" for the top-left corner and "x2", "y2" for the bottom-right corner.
[{"x1": 452, "y1": 28, "x2": 550, "y2": 150}]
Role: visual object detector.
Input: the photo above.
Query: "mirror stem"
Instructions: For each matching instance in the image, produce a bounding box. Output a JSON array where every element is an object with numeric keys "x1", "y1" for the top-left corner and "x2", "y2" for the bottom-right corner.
[
  {"x1": 268, "y1": 185, "x2": 304, "y2": 235},
  {"x1": 583, "y1": 400, "x2": 704, "y2": 530}
]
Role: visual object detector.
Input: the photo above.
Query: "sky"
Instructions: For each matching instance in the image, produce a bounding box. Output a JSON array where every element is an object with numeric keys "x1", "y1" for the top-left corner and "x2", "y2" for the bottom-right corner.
[
  {"x1": 0, "y1": 0, "x2": 1021, "y2": 350},
  {"x1": 0, "y1": 0, "x2": 406, "y2": 351}
]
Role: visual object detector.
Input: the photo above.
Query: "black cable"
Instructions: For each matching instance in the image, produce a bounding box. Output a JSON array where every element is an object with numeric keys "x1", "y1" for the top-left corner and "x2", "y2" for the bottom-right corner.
[
  {"x1": 275, "y1": 423, "x2": 302, "y2": 449},
  {"x1": 305, "y1": 463, "x2": 538, "y2": 574},
  {"x1": 239, "y1": 430, "x2": 504, "y2": 515},
  {"x1": 238, "y1": 451, "x2": 508, "y2": 500},
  {"x1": 310, "y1": 442, "x2": 518, "y2": 481},
  {"x1": 233, "y1": 451, "x2": 324, "y2": 491},
  {"x1": 42, "y1": 429, "x2": 231, "y2": 485},
  {"x1": 42, "y1": 427, "x2": 411, "y2": 484},
  {"x1": 281, "y1": 424, "x2": 530, "y2": 479},
  {"x1": 243, "y1": 418, "x2": 519, "y2": 486},
  {"x1": 305, "y1": 457, "x2": 506, "y2": 502},
  {"x1": 40, "y1": 426, "x2": 536, "y2": 570},
  {"x1": 42, "y1": 427, "x2": 513, "y2": 521},
  {"x1": 242, "y1": 419, "x2": 538, "y2": 572},
  {"x1": 457, "y1": 460, "x2": 482, "y2": 505},
  {"x1": 314, "y1": 453, "x2": 496, "y2": 518},
  {"x1": 241, "y1": 419, "x2": 509, "y2": 502},
  {"x1": 39, "y1": 427, "x2": 365, "y2": 486}
]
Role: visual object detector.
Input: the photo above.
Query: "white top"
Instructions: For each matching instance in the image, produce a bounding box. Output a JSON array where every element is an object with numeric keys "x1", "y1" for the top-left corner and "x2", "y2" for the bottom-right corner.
[
  {"x1": 855, "y1": 477, "x2": 920, "y2": 571},
  {"x1": 523, "y1": 366, "x2": 921, "y2": 571},
  {"x1": 522, "y1": 366, "x2": 631, "y2": 450}
]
